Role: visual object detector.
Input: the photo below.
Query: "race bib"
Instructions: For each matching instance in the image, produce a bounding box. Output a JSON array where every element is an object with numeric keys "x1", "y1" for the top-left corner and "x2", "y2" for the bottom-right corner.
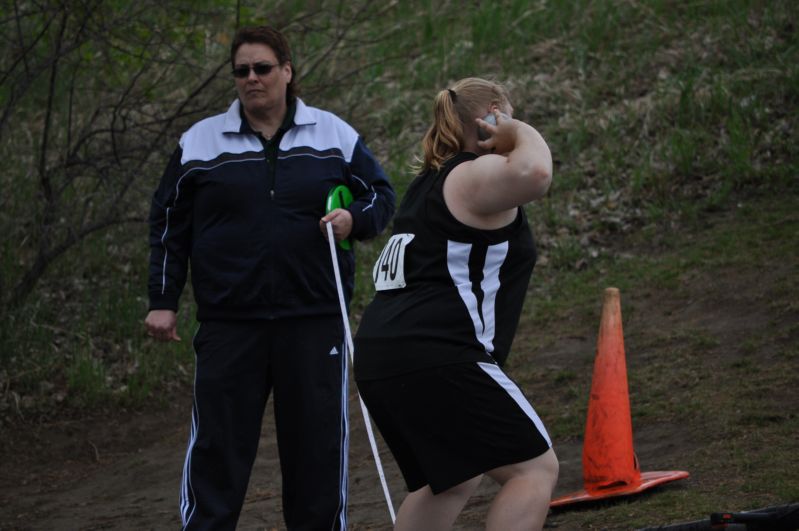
[{"x1": 372, "y1": 233, "x2": 415, "y2": 291}]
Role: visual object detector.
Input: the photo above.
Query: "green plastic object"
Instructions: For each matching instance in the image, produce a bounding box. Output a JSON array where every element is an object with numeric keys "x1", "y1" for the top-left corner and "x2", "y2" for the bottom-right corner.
[{"x1": 325, "y1": 185, "x2": 354, "y2": 250}]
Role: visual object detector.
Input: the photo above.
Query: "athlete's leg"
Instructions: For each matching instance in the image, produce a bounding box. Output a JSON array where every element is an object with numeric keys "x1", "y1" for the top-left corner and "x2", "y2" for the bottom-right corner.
[
  {"x1": 180, "y1": 321, "x2": 271, "y2": 531},
  {"x1": 394, "y1": 476, "x2": 482, "y2": 531},
  {"x1": 271, "y1": 316, "x2": 348, "y2": 530},
  {"x1": 484, "y1": 448, "x2": 559, "y2": 531}
]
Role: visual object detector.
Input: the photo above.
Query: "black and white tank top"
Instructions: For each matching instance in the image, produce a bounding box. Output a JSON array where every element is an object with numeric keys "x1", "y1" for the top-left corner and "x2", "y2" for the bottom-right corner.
[{"x1": 354, "y1": 152, "x2": 537, "y2": 380}]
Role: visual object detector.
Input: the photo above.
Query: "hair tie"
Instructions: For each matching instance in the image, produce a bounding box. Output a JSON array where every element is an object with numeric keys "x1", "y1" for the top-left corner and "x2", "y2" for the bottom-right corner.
[{"x1": 447, "y1": 88, "x2": 457, "y2": 102}]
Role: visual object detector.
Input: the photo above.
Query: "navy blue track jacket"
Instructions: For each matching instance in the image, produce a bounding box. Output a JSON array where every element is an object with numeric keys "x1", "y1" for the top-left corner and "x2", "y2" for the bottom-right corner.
[{"x1": 148, "y1": 98, "x2": 395, "y2": 321}]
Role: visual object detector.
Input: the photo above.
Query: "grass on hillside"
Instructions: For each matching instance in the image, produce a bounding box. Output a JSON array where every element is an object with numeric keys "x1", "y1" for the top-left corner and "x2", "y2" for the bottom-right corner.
[
  {"x1": 0, "y1": 0, "x2": 796, "y2": 446},
  {"x1": 494, "y1": 191, "x2": 799, "y2": 529},
  {"x1": 0, "y1": 1, "x2": 797, "y2": 528}
]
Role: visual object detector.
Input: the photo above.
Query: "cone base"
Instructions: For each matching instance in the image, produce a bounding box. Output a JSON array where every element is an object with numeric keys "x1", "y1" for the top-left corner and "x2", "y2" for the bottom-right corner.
[{"x1": 550, "y1": 470, "x2": 690, "y2": 508}]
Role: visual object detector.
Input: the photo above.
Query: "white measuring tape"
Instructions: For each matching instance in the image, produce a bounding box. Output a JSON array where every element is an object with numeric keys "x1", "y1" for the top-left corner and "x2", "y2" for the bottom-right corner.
[{"x1": 326, "y1": 222, "x2": 396, "y2": 523}]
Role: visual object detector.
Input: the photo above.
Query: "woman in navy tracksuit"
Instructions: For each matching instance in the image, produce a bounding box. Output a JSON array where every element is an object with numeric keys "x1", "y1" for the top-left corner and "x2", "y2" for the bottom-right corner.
[{"x1": 145, "y1": 26, "x2": 394, "y2": 531}]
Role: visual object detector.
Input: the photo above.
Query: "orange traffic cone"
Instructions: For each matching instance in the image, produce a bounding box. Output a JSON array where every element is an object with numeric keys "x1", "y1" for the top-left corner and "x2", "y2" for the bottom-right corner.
[{"x1": 550, "y1": 287, "x2": 689, "y2": 507}]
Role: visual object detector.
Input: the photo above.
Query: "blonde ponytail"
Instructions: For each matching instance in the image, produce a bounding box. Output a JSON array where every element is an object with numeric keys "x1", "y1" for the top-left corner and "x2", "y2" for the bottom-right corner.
[
  {"x1": 416, "y1": 78, "x2": 511, "y2": 173},
  {"x1": 419, "y1": 89, "x2": 463, "y2": 172}
]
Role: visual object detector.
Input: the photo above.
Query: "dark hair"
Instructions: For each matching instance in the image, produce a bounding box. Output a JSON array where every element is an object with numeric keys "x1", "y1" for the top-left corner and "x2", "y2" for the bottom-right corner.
[{"x1": 230, "y1": 25, "x2": 298, "y2": 102}]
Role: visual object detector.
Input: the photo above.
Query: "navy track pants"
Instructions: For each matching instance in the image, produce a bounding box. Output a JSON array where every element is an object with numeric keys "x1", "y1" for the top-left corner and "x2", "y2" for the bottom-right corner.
[{"x1": 179, "y1": 317, "x2": 349, "y2": 530}]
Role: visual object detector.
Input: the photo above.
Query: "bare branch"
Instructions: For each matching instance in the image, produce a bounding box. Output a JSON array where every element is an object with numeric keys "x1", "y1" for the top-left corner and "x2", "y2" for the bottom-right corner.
[
  {"x1": 8, "y1": 213, "x2": 144, "y2": 309},
  {"x1": 3, "y1": 0, "x2": 408, "y2": 313},
  {"x1": 38, "y1": 10, "x2": 68, "y2": 213}
]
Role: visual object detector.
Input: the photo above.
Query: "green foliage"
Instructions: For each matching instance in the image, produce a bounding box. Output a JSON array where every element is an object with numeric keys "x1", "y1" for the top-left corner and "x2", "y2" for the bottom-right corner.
[
  {"x1": 0, "y1": 2, "x2": 797, "y2": 527},
  {"x1": 2, "y1": 0, "x2": 797, "y2": 427},
  {"x1": 67, "y1": 350, "x2": 107, "y2": 408}
]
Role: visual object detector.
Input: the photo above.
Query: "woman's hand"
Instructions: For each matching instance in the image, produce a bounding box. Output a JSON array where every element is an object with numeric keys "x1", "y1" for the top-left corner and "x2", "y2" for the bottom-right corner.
[
  {"x1": 320, "y1": 208, "x2": 353, "y2": 242},
  {"x1": 145, "y1": 309, "x2": 181, "y2": 342},
  {"x1": 476, "y1": 110, "x2": 515, "y2": 154}
]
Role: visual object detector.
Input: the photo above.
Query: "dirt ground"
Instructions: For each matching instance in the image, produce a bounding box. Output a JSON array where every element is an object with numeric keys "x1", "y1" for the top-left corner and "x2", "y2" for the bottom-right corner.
[
  {"x1": 1, "y1": 232, "x2": 797, "y2": 530},
  {"x1": 0, "y1": 381, "x2": 589, "y2": 530}
]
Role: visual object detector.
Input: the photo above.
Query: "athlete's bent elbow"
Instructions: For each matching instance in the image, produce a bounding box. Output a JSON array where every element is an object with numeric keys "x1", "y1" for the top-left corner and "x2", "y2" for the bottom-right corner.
[{"x1": 524, "y1": 164, "x2": 552, "y2": 200}]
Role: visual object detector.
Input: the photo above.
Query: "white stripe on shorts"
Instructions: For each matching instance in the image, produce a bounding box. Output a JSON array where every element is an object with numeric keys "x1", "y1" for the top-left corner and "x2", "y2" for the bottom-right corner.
[{"x1": 477, "y1": 362, "x2": 552, "y2": 447}]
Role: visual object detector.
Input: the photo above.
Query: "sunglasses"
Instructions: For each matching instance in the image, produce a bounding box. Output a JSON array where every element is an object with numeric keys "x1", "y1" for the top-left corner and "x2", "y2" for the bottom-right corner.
[{"x1": 232, "y1": 62, "x2": 279, "y2": 78}]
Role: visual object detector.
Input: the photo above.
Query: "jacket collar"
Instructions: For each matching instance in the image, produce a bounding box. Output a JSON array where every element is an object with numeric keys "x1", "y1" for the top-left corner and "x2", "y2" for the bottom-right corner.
[
  {"x1": 222, "y1": 98, "x2": 314, "y2": 133},
  {"x1": 293, "y1": 98, "x2": 315, "y2": 126}
]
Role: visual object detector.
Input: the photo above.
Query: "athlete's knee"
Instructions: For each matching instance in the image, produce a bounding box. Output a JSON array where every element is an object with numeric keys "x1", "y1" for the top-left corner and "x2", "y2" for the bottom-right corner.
[
  {"x1": 536, "y1": 447, "x2": 559, "y2": 489},
  {"x1": 487, "y1": 447, "x2": 559, "y2": 488}
]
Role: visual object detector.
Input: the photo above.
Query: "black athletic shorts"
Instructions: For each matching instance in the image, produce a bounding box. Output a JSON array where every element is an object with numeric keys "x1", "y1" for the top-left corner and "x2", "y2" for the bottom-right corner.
[{"x1": 356, "y1": 361, "x2": 552, "y2": 494}]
